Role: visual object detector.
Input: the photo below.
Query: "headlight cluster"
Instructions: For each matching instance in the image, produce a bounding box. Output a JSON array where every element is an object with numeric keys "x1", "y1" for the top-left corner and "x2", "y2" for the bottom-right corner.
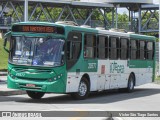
[
  {"x1": 8, "y1": 71, "x2": 16, "y2": 79},
  {"x1": 52, "y1": 73, "x2": 63, "y2": 81}
]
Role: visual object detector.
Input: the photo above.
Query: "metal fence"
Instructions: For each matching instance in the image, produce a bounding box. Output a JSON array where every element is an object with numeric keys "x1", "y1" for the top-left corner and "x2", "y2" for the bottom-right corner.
[
  {"x1": 0, "y1": 17, "x2": 12, "y2": 26},
  {"x1": 0, "y1": 16, "x2": 138, "y2": 32}
]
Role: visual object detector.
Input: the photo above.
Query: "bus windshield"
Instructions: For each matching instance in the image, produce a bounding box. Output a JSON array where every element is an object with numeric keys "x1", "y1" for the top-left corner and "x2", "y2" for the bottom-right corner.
[{"x1": 10, "y1": 36, "x2": 65, "y2": 67}]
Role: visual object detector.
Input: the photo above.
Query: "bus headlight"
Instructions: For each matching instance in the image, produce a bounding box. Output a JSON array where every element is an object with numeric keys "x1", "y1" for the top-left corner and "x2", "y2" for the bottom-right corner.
[
  {"x1": 10, "y1": 74, "x2": 16, "y2": 79},
  {"x1": 54, "y1": 77, "x2": 57, "y2": 80},
  {"x1": 48, "y1": 78, "x2": 52, "y2": 82},
  {"x1": 52, "y1": 74, "x2": 63, "y2": 81}
]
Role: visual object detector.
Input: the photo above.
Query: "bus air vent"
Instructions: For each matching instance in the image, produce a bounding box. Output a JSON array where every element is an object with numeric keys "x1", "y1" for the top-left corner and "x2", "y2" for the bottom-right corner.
[
  {"x1": 95, "y1": 27, "x2": 105, "y2": 30},
  {"x1": 55, "y1": 21, "x2": 79, "y2": 26},
  {"x1": 80, "y1": 25, "x2": 91, "y2": 28},
  {"x1": 127, "y1": 32, "x2": 135, "y2": 34},
  {"x1": 109, "y1": 28, "x2": 127, "y2": 33}
]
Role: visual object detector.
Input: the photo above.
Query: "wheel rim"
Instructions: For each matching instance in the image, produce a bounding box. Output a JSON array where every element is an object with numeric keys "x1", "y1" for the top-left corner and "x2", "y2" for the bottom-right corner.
[{"x1": 78, "y1": 81, "x2": 87, "y2": 96}]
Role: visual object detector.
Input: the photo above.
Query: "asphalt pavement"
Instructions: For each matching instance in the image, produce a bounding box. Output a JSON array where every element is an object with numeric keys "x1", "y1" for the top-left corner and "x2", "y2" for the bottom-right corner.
[
  {"x1": 1, "y1": 83, "x2": 160, "y2": 120},
  {"x1": 1, "y1": 73, "x2": 160, "y2": 120}
]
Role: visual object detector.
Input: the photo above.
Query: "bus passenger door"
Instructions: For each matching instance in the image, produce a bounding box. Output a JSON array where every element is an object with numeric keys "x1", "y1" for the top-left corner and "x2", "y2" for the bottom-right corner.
[
  {"x1": 96, "y1": 64, "x2": 111, "y2": 90},
  {"x1": 109, "y1": 37, "x2": 120, "y2": 89},
  {"x1": 97, "y1": 63, "x2": 106, "y2": 90},
  {"x1": 66, "y1": 32, "x2": 82, "y2": 70}
]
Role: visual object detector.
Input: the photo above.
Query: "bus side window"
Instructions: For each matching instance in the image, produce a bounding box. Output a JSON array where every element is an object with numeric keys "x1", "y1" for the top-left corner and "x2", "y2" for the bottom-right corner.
[
  {"x1": 140, "y1": 41, "x2": 145, "y2": 60},
  {"x1": 109, "y1": 37, "x2": 119, "y2": 60},
  {"x1": 146, "y1": 42, "x2": 153, "y2": 60},
  {"x1": 97, "y1": 36, "x2": 108, "y2": 59},
  {"x1": 84, "y1": 34, "x2": 96, "y2": 58},
  {"x1": 120, "y1": 38, "x2": 128, "y2": 60},
  {"x1": 130, "y1": 40, "x2": 138, "y2": 59}
]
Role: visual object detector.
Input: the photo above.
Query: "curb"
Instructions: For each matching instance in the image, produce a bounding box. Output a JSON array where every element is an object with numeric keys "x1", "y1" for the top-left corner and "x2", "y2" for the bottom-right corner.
[
  {"x1": 0, "y1": 72, "x2": 7, "y2": 76},
  {"x1": 0, "y1": 80, "x2": 7, "y2": 84},
  {"x1": 0, "y1": 90, "x2": 26, "y2": 96}
]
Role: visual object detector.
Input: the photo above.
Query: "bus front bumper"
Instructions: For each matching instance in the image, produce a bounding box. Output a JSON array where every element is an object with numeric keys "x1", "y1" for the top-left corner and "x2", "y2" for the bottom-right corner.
[{"x1": 7, "y1": 75, "x2": 66, "y2": 93}]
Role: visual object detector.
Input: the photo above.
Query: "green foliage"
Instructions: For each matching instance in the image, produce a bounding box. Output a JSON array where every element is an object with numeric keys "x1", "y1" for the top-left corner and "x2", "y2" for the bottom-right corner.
[
  {"x1": 5, "y1": 4, "x2": 158, "y2": 27},
  {"x1": 143, "y1": 32, "x2": 159, "y2": 42},
  {"x1": 5, "y1": 6, "x2": 159, "y2": 36},
  {"x1": 156, "y1": 38, "x2": 160, "y2": 42},
  {"x1": 0, "y1": 39, "x2": 8, "y2": 70},
  {"x1": 118, "y1": 12, "x2": 129, "y2": 22}
]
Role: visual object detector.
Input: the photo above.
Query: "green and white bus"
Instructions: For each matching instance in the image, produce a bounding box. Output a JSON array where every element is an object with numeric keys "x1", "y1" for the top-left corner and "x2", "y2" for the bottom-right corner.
[{"x1": 4, "y1": 22, "x2": 156, "y2": 100}]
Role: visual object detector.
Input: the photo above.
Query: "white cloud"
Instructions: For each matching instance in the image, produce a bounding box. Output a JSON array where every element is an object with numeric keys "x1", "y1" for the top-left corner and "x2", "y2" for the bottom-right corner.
[
  {"x1": 153, "y1": 0, "x2": 159, "y2": 4},
  {"x1": 118, "y1": 8, "x2": 129, "y2": 15}
]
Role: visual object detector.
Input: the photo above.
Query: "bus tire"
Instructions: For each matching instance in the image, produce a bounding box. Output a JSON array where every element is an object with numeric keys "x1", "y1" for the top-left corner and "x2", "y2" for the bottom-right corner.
[
  {"x1": 26, "y1": 91, "x2": 45, "y2": 99},
  {"x1": 71, "y1": 77, "x2": 90, "y2": 100},
  {"x1": 127, "y1": 74, "x2": 135, "y2": 93}
]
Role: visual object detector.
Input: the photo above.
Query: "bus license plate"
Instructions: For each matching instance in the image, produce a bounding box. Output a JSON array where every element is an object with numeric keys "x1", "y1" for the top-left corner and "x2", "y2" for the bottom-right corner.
[{"x1": 26, "y1": 84, "x2": 35, "y2": 87}]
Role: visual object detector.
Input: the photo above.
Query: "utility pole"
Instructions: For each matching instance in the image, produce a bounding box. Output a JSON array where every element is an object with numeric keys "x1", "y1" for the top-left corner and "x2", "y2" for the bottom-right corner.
[
  {"x1": 24, "y1": 0, "x2": 28, "y2": 22},
  {"x1": 158, "y1": 1, "x2": 160, "y2": 76}
]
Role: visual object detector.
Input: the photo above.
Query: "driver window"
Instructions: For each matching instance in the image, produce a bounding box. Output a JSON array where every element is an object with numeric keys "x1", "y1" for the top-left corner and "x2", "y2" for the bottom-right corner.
[{"x1": 33, "y1": 38, "x2": 64, "y2": 66}]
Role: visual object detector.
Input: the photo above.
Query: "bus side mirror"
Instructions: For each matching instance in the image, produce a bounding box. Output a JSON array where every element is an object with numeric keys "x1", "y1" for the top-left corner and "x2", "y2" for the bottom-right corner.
[
  {"x1": 3, "y1": 31, "x2": 11, "y2": 53},
  {"x1": 4, "y1": 37, "x2": 9, "y2": 53}
]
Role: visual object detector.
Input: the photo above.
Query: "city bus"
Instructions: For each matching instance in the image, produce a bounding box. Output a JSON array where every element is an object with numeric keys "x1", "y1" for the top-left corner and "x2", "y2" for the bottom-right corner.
[{"x1": 4, "y1": 21, "x2": 156, "y2": 100}]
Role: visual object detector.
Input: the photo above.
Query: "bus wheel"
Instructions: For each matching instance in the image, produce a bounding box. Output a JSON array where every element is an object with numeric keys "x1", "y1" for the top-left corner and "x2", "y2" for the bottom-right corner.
[
  {"x1": 26, "y1": 91, "x2": 45, "y2": 99},
  {"x1": 127, "y1": 74, "x2": 135, "y2": 93},
  {"x1": 71, "y1": 77, "x2": 90, "y2": 100}
]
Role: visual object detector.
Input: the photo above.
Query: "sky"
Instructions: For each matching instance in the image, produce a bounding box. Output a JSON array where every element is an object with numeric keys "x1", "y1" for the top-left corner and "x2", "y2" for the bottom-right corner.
[{"x1": 153, "y1": 0, "x2": 159, "y2": 4}]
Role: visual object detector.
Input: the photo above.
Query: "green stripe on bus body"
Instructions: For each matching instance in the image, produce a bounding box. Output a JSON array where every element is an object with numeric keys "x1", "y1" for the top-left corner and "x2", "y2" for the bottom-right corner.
[
  {"x1": 129, "y1": 60, "x2": 154, "y2": 68},
  {"x1": 130, "y1": 34, "x2": 155, "y2": 41},
  {"x1": 68, "y1": 59, "x2": 98, "y2": 72}
]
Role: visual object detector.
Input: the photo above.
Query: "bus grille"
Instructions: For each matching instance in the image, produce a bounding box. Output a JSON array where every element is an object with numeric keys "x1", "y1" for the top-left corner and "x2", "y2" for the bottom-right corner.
[
  {"x1": 13, "y1": 67, "x2": 52, "y2": 73},
  {"x1": 17, "y1": 77, "x2": 47, "y2": 81}
]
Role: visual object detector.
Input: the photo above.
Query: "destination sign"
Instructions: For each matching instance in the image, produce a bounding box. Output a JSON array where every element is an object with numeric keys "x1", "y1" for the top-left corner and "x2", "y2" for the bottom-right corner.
[{"x1": 12, "y1": 25, "x2": 64, "y2": 34}]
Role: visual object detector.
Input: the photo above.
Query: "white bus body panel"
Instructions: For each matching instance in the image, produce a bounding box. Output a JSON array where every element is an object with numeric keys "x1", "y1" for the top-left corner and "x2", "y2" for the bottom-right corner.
[{"x1": 66, "y1": 60, "x2": 153, "y2": 93}]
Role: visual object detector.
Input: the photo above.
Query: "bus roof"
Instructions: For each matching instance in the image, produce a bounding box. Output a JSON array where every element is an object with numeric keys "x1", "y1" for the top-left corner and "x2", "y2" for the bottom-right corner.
[{"x1": 12, "y1": 22, "x2": 156, "y2": 41}]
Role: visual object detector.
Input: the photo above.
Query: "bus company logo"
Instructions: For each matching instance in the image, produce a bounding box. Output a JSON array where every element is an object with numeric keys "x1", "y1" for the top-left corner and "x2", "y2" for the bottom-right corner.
[
  {"x1": 88, "y1": 63, "x2": 97, "y2": 69},
  {"x1": 16, "y1": 73, "x2": 25, "y2": 77},
  {"x1": 1, "y1": 112, "x2": 42, "y2": 117},
  {"x1": 110, "y1": 61, "x2": 124, "y2": 73}
]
